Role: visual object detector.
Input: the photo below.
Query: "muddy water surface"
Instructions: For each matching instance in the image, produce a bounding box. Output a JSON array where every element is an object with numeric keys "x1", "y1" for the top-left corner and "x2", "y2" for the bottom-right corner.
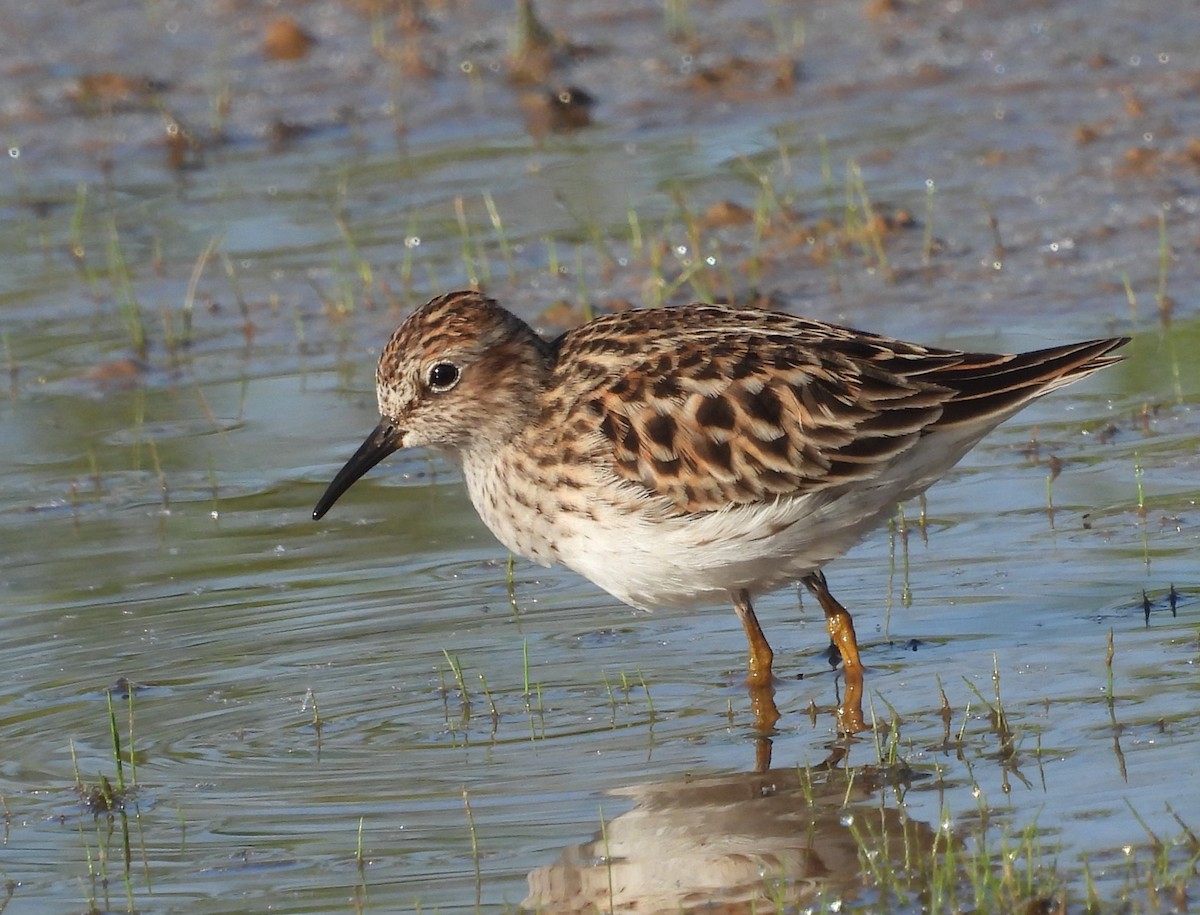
[{"x1": 1, "y1": 0, "x2": 1199, "y2": 912}]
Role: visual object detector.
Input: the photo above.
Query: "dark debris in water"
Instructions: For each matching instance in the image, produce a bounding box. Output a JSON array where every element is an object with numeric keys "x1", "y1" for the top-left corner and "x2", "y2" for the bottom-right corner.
[
  {"x1": 262, "y1": 15, "x2": 316, "y2": 62},
  {"x1": 106, "y1": 676, "x2": 153, "y2": 699},
  {"x1": 199, "y1": 850, "x2": 303, "y2": 875},
  {"x1": 83, "y1": 358, "x2": 147, "y2": 390},
  {"x1": 520, "y1": 85, "x2": 597, "y2": 139},
  {"x1": 77, "y1": 775, "x2": 135, "y2": 816},
  {"x1": 1142, "y1": 583, "x2": 1185, "y2": 626}
]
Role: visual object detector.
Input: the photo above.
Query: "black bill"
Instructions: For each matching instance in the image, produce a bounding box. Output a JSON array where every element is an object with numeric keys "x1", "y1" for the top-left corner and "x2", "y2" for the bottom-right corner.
[{"x1": 312, "y1": 420, "x2": 401, "y2": 520}]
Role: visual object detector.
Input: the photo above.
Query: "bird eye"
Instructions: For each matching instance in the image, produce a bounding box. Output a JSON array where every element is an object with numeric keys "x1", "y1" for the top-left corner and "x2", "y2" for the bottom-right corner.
[{"x1": 426, "y1": 361, "x2": 461, "y2": 392}]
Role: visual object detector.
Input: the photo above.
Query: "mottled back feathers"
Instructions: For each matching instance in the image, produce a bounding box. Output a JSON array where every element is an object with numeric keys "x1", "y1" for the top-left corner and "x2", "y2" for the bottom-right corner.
[{"x1": 544, "y1": 303, "x2": 1124, "y2": 513}]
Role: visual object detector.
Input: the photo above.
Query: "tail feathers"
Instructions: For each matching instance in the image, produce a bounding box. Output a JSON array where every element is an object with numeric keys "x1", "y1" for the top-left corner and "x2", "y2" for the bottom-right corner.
[{"x1": 935, "y1": 337, "x2": 1128, "y2": 429}]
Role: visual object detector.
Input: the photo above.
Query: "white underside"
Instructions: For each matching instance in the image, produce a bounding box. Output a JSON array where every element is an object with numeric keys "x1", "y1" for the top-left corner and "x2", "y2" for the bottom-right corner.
[
  {"x1": 552, "y1": 488, "x2": 858, "y2": 610},
  {"x1": 465, "y1": 423, "x2": 992, "y2": 612}
]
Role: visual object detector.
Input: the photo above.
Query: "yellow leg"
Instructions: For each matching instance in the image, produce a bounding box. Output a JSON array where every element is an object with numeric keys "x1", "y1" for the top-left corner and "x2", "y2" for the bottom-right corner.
[
  {"x1": 802, "y1": 571, "x2": 866, "y2": 734},
  {"x1": 837, "y1": 665, "x2": 865, "y2": 735},
  {"x1": 731, "y1": 589, "x2": 780, "y2": 733},
  {"x1": 801, "y1": 571, "x2": 863, "y2": 674},
  {"x1": 731, "y1": 589, "x2": 775, "y2": 687}
]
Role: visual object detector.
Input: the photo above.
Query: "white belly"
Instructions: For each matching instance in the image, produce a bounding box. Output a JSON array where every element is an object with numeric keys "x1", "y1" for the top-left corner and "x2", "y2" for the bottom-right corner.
[
  {"x1": 549, "y1": 485, "x2": 893, "y2": 610},
  {"x1": 460, "y1": 424, "x2": 983, "y2": 612}
]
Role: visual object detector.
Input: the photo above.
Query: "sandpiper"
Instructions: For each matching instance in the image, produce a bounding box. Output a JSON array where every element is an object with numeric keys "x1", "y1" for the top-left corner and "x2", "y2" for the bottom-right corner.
[{"x1": 314, "y1": 291, "x2": 1126, "y2": 730}]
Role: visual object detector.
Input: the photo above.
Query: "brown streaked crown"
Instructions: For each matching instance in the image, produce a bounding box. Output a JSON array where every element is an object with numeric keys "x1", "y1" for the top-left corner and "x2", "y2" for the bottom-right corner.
[{"x1": 373, "y1": 291, "x2": 554, "y2": 452}]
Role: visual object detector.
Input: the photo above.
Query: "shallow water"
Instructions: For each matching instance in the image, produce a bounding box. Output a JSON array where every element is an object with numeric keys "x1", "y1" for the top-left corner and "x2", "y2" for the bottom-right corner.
[{"x1": 2, "y1": 0, "x2": 1199, "y2": 912}]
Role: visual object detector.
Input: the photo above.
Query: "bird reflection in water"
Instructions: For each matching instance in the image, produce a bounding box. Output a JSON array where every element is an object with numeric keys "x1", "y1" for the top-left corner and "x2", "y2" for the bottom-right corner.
[{"x1": 524, "y1": 755, "x2": 934, "y2": 913}]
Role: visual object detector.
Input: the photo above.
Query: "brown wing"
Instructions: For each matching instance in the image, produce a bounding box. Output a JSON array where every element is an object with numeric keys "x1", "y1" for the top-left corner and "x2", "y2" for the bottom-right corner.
[
  {"x1": 552, "y1": 306, "x2": 953, "y2": 512},
  {"x1": 552, "y1": 304, "x2": 1127, "y2": 514}
]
